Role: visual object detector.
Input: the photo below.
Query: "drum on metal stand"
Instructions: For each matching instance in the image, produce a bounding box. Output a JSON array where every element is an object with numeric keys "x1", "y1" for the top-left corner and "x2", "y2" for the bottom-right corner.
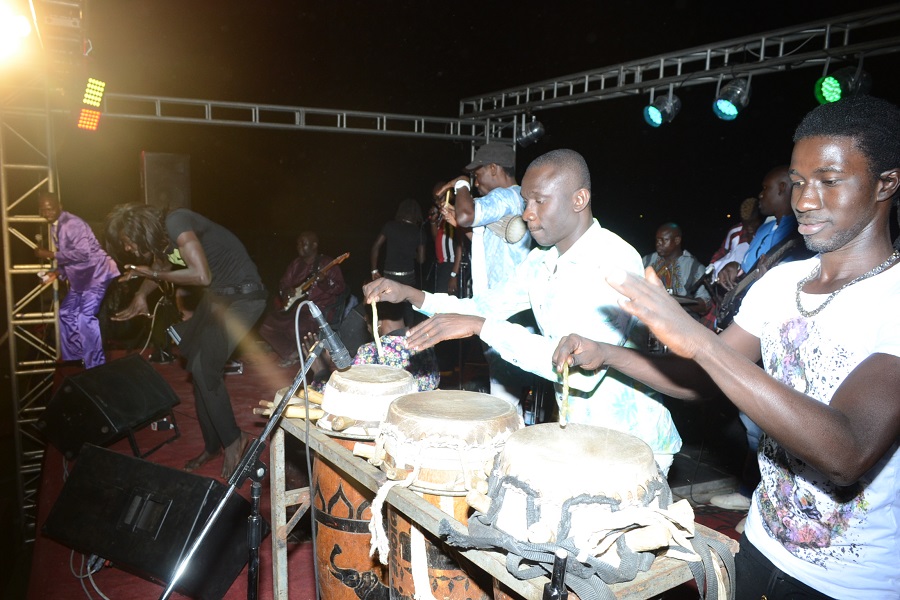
[
  {"x1": 367, "y1": 390, "x2": 522, "y2": 600},
  {"x1": 311, "y1": 364, "x2": 417, "y2": 600}
]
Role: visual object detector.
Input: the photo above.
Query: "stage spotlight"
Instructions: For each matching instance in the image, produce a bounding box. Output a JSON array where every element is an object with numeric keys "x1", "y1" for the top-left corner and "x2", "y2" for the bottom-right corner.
[
  {"x1": 814, "y1": 66, "x2": 872, "y2": 104},
  {"x1": 82, "y1": 78, "x2": 106, "y2": 107},
  {"x1": 0, "y1": 4, "x2": 32, "y2": 61},
  {"x1": 518, "y1": 115, "x2": 545, "y2": 147},
  {"x1": 643, "y1": 92, "x2": 681, "y2": 127},
  {"x1": 77, "y1": 108, "x2": 101, "y2": 131},
  {"x1": 713, "y1": 78, "x2": 750, "y2": 121}
]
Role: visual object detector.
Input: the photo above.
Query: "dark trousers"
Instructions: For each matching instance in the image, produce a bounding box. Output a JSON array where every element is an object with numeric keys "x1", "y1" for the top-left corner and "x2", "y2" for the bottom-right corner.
[
  {"x1": 735, "y1": 533, "x2": 835, "y2": 600},
  {"x1": 183, "y1": 294, "x2": 266, "y2": 453}
]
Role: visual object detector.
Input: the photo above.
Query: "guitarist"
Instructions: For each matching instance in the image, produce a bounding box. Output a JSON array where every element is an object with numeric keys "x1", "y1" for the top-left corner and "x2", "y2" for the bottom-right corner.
[
  {"x1": 258, "y1": 231, "x2": 347, "y2": 367},
  {"x1": 716, "y1": 166, "x2": 813, "y2": 329}
]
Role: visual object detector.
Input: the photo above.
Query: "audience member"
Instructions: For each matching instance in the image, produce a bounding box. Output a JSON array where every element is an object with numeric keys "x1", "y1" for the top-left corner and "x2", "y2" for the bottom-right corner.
[
  {"x1": 642, "y1": 222, "x2": 711, "y2": 321},
  {"x1": 553, "y1": 96, "x2": 900, "y2": 599},
  {"x1": 35, "y1": 192, "x2": 120, "y2": 369},
  {"x1": 435, "y1": 143, "x2": 533, "y2": 409},
  {"x1": 364, "y1": 149, "x2": 681, "y2": 474},
  {"x1": 258, "y1": 231, "x2": 346, "y2": 367},
  {"x1": 709, "y1": 197, "x2": 762, "y2": 278},
  {"x1": 105, "y1": 204, "x2": 266, "y2": 478}
]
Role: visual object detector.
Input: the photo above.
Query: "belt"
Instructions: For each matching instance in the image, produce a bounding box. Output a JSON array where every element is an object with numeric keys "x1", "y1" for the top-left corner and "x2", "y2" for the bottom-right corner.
[
  {"x1": 384, "y1": 270, "x2": 414, "y2": 277},
  {"x1": 213, "y1": 282, "x2": 265, "y2": 296}
]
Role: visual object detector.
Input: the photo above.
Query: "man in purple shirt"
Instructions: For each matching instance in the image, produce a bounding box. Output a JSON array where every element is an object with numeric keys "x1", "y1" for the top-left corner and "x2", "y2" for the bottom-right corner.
[{"x1": 35, "y1": 193, "x2": 120, "y2": 368}]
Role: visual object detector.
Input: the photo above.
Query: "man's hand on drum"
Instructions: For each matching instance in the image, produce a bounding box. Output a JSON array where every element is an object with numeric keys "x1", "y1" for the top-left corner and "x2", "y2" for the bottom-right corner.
[
  {"x1": 606, "y1": 267, "x2": 712, "y2": 359},
  {"x1": 362, "y1": 278, "x2": 425, "y2": 307},
  {"x1": 406, "y1": 314, "x2": 485, "y2": 350}
]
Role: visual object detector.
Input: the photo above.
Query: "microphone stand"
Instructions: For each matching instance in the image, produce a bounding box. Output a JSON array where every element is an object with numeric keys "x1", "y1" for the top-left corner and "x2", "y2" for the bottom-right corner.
[{"x1": 160, "y1": 342, "x2": 326, "y2": 600}]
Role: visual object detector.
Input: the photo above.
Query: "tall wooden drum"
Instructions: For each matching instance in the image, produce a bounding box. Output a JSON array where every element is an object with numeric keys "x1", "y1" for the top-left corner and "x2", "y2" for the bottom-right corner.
[
  {"x1": 312, "y1": 365, "x2": 417, "y2": 600},
  {"x1": 371, "y1": 391, "x2": 522, "y2": 600}
]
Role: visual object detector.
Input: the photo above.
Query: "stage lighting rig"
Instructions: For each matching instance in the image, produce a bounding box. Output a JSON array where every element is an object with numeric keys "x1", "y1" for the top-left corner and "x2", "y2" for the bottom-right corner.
[
  {"x1": 814, "y1": 65, "x2": 872, "y2": 104},
  {"x1": 517, "y1": 114, "x2": 545, "y2": 147},
  {"x1": 643, "y1": 89, "x2": 681, "y2": 127},
  {"x1": 713, "y1": 78, "x2": 750, "y2": 121},
  {"x1": 76, "y1": 77, "x2": 106, "y2": 131}
]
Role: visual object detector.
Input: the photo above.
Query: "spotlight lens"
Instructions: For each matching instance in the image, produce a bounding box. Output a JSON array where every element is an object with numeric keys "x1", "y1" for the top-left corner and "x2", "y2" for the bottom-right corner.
[
  {"x1": 714, "y1": 99, "x2": 739, "y2": 120},
  {"x1": 644, "y1": 106, "x2": 663, "y2": 127},
  {"x1": 819, "y1": 76, "x2": 843, "y2": 103}
]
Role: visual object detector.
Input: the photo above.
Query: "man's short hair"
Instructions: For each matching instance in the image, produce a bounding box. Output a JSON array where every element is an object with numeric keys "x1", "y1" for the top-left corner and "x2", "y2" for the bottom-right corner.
[
  {"x1": 527, "y1": 149, "x2": 591, "y2": 192},
  {"x1": 793, "y1": 95, "x2": 900, "y2": 177}
]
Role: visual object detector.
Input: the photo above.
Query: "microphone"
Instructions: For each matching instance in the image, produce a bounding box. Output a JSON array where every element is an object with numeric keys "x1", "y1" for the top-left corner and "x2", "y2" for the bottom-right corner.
[{"x1": 308, "y1": 301, "x2": 352, "y2": 369}]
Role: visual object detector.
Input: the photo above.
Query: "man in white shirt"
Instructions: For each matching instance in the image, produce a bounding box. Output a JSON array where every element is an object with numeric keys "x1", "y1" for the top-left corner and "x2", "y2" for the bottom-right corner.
[{"x1": 365, "y1": 149, "x2": 681, "y2": 473}]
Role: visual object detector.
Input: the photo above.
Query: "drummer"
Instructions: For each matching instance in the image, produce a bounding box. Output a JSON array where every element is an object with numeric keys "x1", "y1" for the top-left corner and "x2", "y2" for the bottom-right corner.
[
  {"x1": 642, "y1": 222, "x2": 711, "y2": 322},
  {"x1": 363, "y1": 149, "x2": 682, "y2": 475}
]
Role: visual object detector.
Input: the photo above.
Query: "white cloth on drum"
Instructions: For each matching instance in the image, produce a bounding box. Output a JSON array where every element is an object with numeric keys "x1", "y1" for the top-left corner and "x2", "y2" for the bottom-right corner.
[{"x1": 418, "y1": 221, "x2": 682, "y2": 457}]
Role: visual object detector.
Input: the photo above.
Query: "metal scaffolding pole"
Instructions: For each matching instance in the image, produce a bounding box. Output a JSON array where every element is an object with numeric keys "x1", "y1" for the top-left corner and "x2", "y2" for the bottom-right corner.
[{"x1": 1, "y1": 70, "x2": 60, "y2": 544}]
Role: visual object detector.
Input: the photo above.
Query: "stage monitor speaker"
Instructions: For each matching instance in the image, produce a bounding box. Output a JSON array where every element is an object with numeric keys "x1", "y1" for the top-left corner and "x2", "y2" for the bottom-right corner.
[
  {"x1": 43, "y1": 444, "x2": 260, "y2": 600},
  {"x1": 141, "y1": 151, "x2": 191, "y2": 210},
  {"x1": 37, "y1": 354, "x2": 181, "y2": 459}
]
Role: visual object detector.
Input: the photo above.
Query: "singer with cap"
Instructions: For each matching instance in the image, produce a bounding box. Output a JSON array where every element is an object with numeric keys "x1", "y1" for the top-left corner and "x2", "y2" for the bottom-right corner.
[
  {"x1": 435, "y1": 143, "x2": 533, "y2": 411},
  {"x1": 104, "y1": 203, "x2": 266, "y2": 478},
  {"x1": 34, "y1": 192, "x2": 120, "y2": 369}
]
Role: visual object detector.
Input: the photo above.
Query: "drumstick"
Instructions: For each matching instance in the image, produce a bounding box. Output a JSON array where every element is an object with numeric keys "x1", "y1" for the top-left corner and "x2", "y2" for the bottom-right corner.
[
  {"x1": 559, "y1": 362, "x2": 570, "y2": 427},
  {"x1": 253, "y1": 405, "x2": 325, "y2": 420},
  {"x1": 372, "y1": 301, "x2": 384, "y2": 360}
]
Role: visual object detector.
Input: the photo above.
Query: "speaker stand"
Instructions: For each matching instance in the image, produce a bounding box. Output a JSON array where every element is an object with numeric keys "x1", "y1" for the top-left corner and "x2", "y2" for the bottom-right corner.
[{"x1": 160, "y1": 341, "x2": 325, "y2": 600}]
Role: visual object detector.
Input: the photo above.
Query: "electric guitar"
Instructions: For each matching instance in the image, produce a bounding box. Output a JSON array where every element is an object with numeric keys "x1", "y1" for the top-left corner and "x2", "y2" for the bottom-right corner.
[
  {"x1": 716, "y1": 236, "x2": 803, "y2": 329},
  {"x1": 283, "y1": 252, "x2": 350, "y2": 311}
]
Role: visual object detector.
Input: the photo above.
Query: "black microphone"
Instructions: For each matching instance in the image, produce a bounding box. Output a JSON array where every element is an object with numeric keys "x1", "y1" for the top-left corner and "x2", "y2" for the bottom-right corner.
[{"x1": 308, "y1": 301, "x2": 352, "y2": 369}]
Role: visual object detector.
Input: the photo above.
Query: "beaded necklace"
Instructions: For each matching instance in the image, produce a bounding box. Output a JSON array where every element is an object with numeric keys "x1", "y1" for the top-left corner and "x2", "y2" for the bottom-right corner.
[{"x1": 795, "y1": 250, "x2": 900, "y2": 318}]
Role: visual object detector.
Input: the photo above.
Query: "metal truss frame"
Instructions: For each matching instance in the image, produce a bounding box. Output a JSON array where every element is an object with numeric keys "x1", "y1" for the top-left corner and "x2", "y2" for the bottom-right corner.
[
  {"x1": 1, "y1": 71, "x2": 60, "y2": 544},
  {"x1": 459, "y1": 4, "x2": 900, "y2": 119},
  {"x1": 100, "y1": 93, "x2": 517, "y2": 144}
]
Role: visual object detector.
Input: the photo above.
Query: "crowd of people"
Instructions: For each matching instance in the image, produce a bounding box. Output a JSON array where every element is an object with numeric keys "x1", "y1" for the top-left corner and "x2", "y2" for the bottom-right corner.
[{"x1": 36, "y1": 95, "x2": 900, "y2": 598}]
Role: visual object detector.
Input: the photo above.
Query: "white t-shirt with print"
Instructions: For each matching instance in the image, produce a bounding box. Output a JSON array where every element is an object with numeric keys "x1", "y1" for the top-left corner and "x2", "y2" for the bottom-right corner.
[{"x1": 734, "y1": 255, "x2": 900, "y2": 598}]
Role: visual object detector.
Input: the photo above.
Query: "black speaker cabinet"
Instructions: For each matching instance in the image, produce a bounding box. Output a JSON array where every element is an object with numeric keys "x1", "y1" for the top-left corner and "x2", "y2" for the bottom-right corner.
[
  {"x1": 141, "y1": 151, "x2": 191, "y2": 210},
  {"x1": 37, "y1": 354, "x2": 181, "y2": 459},
  {"x1": 43, "y1": 445, "x2": 260, "y2": 600}
]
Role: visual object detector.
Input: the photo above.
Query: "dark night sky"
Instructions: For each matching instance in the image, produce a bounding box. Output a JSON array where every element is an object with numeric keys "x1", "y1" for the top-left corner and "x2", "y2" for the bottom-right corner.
[{"x1": 48, "y1": 1, "x2": 900, "y2": 290}]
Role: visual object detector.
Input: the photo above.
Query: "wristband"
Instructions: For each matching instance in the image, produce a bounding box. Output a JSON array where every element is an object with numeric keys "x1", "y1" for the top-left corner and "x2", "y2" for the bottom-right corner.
[
  {"x1": 449, "y1": 271, "x2": 458, "y2": 277},
  {"x1": 454, "y1": 179, "x2": 471, "y2": 192},
  {"x1": 152, "y1": 271, "x2": 159, "y2": 281},
  {"x1": 371, "y1": 269, "x2": 379, "y2": 275}
]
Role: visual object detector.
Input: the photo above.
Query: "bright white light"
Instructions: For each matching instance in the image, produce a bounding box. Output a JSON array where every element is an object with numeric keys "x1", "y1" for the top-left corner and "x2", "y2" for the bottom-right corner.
[{"x1": 0, "y1": 4, "x2": 32, "y2": 61}]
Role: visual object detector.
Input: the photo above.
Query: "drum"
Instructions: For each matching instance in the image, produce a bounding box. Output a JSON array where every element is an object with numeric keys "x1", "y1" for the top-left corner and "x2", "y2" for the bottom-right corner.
[
  {"x1": 317, "y1": 364, "x2": 418, "y2": 440},
  {"x1": 442, "y1": 423, "x2": 706, "y2": 598},
  {"x1": 483, "y1": 423, "x2": 669, "y2": 552},
  {"x1": 312, "y1": 365, "x2": 417, "y2": 600},
  {"x1": 370, "y1": 391, "x2": 522, "y2": 600}
]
